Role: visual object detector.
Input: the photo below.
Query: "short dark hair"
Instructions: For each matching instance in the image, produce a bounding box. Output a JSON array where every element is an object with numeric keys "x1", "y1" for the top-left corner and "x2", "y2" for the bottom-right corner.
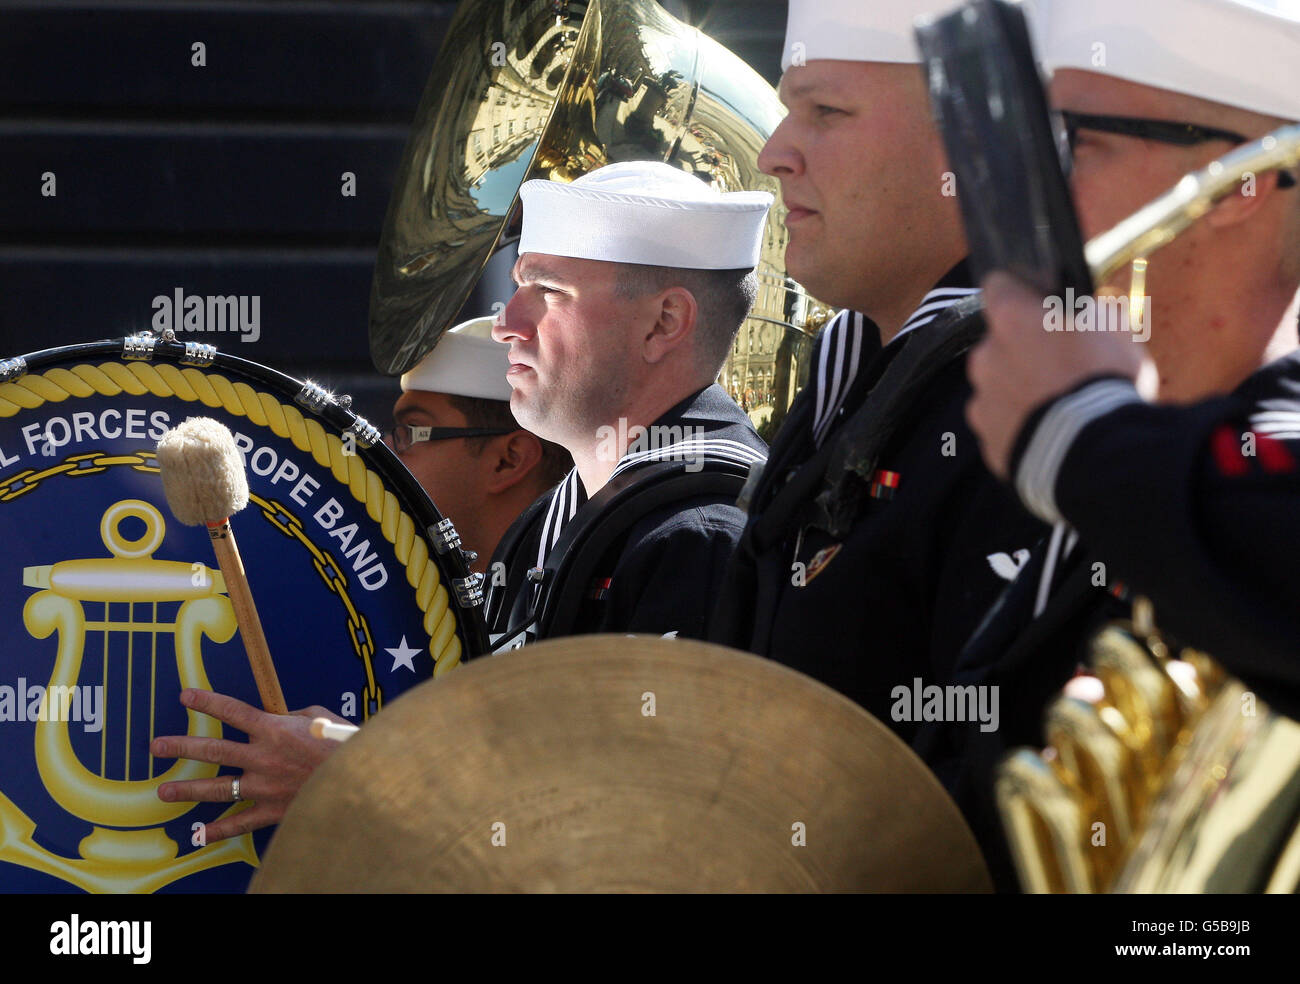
[
  {"x1": 446, "y1": 393, "x2": 571, "y2": 491},
  {"x1": 613, "y1": 264, "x2": 759, "y2": 376}
]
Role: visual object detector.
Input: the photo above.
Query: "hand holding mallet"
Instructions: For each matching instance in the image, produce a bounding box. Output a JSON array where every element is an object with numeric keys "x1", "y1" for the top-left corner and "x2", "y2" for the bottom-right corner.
[{"x1": 156, "y1": 417, "x2": 288, "y2": 715}]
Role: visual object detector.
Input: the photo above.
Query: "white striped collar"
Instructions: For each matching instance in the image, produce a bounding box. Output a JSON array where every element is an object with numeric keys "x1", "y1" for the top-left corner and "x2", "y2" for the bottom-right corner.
[
  {"x1": 536, "y1": 468, "x2": 583, "y2": 567},
  {"x1": 811, "y1": 310, "x2": 867, "y2": 448},
  {"x1": 810, "y1": 262, "x2": 977, "y2": 448},
  {"x1": 896, "y1": 286, "x2": 982, "y2": 340},
  {"x1": 535, "y1": 437, "x2": 767, "y2": 570}
]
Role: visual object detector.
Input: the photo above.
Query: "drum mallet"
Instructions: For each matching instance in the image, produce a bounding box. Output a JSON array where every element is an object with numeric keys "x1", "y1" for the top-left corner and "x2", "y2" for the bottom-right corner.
[{"x1": 156, "y1": 416, "x2": 288, "y2": 715}]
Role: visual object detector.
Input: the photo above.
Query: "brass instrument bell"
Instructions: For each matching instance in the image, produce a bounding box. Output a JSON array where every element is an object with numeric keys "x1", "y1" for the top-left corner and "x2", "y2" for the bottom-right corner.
[{"x1": 368, "y1": 0, "x2": 831, "y2": 430}]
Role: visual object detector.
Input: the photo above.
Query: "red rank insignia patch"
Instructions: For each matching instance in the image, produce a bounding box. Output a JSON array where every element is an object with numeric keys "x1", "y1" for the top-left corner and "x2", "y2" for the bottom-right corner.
[
  {"x1": 869, "y1": 469, "x2": 901, "y2": 500},
  {"x1": 1256, "y1": 434, "x2": 1297, "y2": 474},
  {"x1": 1211, "y1": 425, "x2": 1298, "y2": 477}
]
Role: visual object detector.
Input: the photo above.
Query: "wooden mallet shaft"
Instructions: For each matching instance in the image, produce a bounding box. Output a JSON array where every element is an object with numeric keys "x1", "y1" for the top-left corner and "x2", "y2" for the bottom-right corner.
[
  {"x1": 207, "y1": 518, "x2": 287, "y2": 715},
  {"x1": 156, "y1": 416, "x2": 289, "y2": 715}
]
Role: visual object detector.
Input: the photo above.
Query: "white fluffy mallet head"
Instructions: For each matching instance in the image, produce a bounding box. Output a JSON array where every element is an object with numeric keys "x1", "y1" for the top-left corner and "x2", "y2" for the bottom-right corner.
[{"x1": 156, "y1": 416, "x2": 250, "y2": 526}]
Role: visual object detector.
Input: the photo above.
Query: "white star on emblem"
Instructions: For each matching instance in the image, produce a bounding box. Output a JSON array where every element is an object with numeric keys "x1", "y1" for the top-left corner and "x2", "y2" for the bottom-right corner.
[{"x1": 386, "y1": 636, "x2": 421, "y2": 673}]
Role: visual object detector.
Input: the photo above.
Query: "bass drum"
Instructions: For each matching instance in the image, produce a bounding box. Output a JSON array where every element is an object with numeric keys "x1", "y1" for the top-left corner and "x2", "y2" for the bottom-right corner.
[{"x1": 0, "y1": 334, "x2": 487, "y2": 893}]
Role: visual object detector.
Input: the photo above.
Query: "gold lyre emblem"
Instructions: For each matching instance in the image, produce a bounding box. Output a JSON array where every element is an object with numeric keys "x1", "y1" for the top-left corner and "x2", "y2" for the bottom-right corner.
[{"x1": 1, "y1": 498, "x2": 258, "y2": 892}]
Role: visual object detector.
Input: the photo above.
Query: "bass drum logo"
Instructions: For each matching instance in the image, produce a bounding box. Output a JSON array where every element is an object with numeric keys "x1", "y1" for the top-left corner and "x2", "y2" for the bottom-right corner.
[
  {"x1": 12, "y1": 498, "x2": 258, "y2": 892},
  {"x1": 0, "y1": 354, "x2": 472, "y2": 892}
]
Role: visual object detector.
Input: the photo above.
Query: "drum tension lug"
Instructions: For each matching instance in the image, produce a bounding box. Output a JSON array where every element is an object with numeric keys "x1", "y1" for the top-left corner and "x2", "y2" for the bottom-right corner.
[
  {"x1": 452, "y1": 572, "x2": 485, "y2": 608},
  {"x1": 122, "y1": 332, "x2": 159, "y2": 361},
  {"x1": 0, "y1": 355, "x2": 27, "y2": 383},
  {"x1": 429, "y1": 518, "x2": 462, "y2": 555},
  {"x1": 180, "y1": 341, "x2": 217, "y2": 367},
  {"x1": 296, "y1": 381, "x2": 336, "y2": 415},
  {"x1": 345, "y1": 416, "x2": 381, "y2": 450}
]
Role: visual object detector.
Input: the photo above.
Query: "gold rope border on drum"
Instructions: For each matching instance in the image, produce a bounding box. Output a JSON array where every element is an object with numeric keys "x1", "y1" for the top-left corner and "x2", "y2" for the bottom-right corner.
[{"x1": 0, "y1": 360, "x2": 463, "y2": 695}]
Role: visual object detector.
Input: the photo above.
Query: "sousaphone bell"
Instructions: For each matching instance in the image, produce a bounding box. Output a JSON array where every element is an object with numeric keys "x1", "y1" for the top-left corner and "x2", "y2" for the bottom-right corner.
[{"x1": 368, "y1": 0, "x2": 831, "y2": 434}]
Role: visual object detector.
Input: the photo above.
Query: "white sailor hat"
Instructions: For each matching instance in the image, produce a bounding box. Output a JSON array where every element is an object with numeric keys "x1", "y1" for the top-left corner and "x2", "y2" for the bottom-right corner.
[
  {"x1": 399, "y1": 315, "x2": 512, "y2": 402},
  {"x1": 517, "y1": 161, "x2": 773, "y2": 271},
  {"x1": 780, "y1": 0, "x2": 971, "y2": 71},
  {"x1": 1034, "y1": 0, "x2": 1300, "y2": 121}
]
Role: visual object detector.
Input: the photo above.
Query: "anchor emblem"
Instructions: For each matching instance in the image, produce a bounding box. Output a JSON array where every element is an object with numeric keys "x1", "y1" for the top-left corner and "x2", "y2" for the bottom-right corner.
[{"x1": 2, "y1": 499, "x2": 258, "y2": 892}]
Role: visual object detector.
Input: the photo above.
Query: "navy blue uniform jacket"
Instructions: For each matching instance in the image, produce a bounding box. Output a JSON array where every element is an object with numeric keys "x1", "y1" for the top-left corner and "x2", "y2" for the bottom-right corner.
[
  {"x1": 709, "y1": 266, "x2": 1048, "y2": 745},
  {"x1": 487, "y1": 383, "x2": 767, "y2": 642}
]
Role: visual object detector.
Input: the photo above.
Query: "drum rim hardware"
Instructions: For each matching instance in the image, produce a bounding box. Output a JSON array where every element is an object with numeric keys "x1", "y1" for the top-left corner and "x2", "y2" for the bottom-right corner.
[
  {"x1": 451, "y1": 572, "x2": 485, "y2": 608},
  {"x1": 122, "y1": 333, "x2": 157, "y2": 362},
  {"x1": 0, "y1": 356, "x2": 26, "y2": 384},
  {"x1": 429, "y1": 516, "x2": 461, "y2": 555},
  {"x1": 1, "y1": 337, "x2": 489, "y2": 663}
]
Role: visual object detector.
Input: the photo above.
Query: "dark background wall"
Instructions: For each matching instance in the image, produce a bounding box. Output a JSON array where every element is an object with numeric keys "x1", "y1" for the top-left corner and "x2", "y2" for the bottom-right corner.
[{"x1": 0, "y1": 0, "x2": 788, "y2": 427}]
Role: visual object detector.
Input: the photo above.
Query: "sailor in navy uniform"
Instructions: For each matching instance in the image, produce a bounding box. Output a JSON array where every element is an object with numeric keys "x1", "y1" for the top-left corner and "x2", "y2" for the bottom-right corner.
[
  {"x1": 949, "y1": 0, "x2": 1300, "y2": 889},
  {"x1": 708, "y1": 0, "x2": 1048, "y2": 745},
  {"x1": 484, "y1": 161, "x2": 771, "y2": 647},
  {"x1": 488, "y1": 383, "x2": 766, "y2": 645}
]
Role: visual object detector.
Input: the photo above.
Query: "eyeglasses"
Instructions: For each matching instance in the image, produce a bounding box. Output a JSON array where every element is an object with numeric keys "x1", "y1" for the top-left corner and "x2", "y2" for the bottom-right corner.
[
  {"x1": 389, "y1": 423, "x2": 513, "y2": 453},
  {"x1": 1059, "y1": 110, "x2": 1296, "y2": 188}
]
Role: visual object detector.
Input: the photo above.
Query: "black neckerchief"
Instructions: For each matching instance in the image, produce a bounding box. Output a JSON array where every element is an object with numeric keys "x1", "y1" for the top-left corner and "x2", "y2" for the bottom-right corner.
[{"x1": 746, "y1": 295, "x2": 985, "y2": 549}]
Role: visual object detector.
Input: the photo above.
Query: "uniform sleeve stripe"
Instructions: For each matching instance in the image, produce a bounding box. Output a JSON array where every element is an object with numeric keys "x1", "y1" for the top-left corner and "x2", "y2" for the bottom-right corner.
[
  {"x1": 1014, "y1": 379, "x2": 1142, "y2": 525},
  {"x1": 1250, "y1": 415, "x2": 1300, "y2": 429},
  {"x1": 1248, "y1": 411, "x2": 1300, "y2": 421}
]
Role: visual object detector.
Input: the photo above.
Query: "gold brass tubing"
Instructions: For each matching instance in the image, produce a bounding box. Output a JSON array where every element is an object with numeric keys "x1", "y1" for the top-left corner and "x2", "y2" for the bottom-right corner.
[
  {"x1": 1087, "y1": 124, "x2": 1300, "y2": 284},
  {"x1": 1264, "y1": 816, "x2": 1300, "y2": 893},
  {"x1": 997, "y1": 750, "x2": 1093, "y2": 894},
  {"x1": 1113, "y1": 683, "x2": 1300, "y2": 892},
  {"x1": 1046, "y1": 696, "x2": 1135, "y2": 850},
  {"x1": 1090, "y1": 625, "x2": 1181, "y2": 785}
]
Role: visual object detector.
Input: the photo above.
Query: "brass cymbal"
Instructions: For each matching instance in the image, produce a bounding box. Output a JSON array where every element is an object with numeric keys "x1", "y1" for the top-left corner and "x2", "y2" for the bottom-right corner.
[{"x1": 250, "y1": 636, "x2": 991, "y2": 893}]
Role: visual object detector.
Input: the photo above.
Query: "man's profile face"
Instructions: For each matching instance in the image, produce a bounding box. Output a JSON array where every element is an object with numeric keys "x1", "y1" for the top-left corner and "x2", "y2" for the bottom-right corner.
[
  {"x1": 758, "y1": 59, "x2": 954, "y2": 309},
  {"x1": 387, "y1": 389, "x2": 486, "y2": 517},
  {"x1": 495, "y1": 253, "x2": 644, "y2": 445},
  {"x1": 1051, "y1": 70, "x2": 1223, "y2": 246},
  {"x1": 1051, "y1": 68, "x2": 1268, "y2": 316}
]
